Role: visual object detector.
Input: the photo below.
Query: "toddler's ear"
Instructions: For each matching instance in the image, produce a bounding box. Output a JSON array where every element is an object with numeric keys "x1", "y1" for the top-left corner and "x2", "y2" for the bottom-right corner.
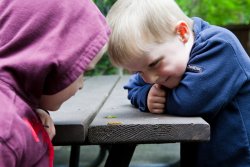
[{"x1": 175, "y1": 21, "x2": 190, "y2": 43}]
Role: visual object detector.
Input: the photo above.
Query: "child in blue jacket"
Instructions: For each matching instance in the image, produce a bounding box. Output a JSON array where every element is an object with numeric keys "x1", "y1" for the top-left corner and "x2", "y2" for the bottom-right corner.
[{"x1": 106, "y1": 0, "x2": 250, "y2": 166}]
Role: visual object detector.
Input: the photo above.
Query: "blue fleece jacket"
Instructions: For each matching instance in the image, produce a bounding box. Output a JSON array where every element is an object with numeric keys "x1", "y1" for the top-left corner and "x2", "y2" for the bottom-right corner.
[{"x1": 124, "y1": 17, "x2": 250, "y2": 167}]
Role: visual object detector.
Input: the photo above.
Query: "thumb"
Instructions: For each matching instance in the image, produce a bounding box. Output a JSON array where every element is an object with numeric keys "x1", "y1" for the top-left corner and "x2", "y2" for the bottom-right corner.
[{"x1": 154, "y1": 84, "x2": 162, "y2": 89}]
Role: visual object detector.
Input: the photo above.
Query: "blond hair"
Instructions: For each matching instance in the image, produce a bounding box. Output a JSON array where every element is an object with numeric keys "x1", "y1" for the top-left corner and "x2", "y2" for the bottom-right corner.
[{"x1": 107, "y1": 0, "x2": 193, "y2": 67}]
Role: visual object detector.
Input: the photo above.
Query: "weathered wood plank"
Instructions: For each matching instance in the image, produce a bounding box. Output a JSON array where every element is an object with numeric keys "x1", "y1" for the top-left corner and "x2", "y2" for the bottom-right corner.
[
  {"x1": 88, "y1": 76, "x2": 210, "y2": 144},
  {"x1": 51, "y1": 75, "x2": 120, "y2": 145}
]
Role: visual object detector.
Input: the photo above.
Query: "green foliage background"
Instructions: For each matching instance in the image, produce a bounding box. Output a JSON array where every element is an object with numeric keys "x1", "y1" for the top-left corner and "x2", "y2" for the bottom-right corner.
[
  {"x1": 86, "y1": 0, "x2": 250, "y2": 76},
  {"x1": 176, "y1": 0, "x2": 250, "y2": 26}
]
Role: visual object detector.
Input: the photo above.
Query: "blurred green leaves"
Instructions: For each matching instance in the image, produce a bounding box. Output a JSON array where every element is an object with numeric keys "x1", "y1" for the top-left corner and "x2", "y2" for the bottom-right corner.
[
  {"x1": 85, "y1": 53, "x2": 118, "y2": 76},
  {"x1": 93, "y1": 0, "x2": 117, "y2": 15},
  {"x1": 176, "y1": 0, "x2": 250, "y2": 26}
]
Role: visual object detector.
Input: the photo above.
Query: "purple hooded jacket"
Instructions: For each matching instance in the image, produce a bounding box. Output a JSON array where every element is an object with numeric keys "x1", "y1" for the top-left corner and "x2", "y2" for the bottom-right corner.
[{"x1": 0, "y1": 0, "x2": 110, "y2": 166}]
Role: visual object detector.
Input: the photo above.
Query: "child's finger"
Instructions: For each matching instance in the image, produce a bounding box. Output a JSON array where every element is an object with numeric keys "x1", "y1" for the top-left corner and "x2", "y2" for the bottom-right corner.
[
  {"x1": 148, "y1": 96, "x2": 166, "y2": 104},
  {"x1": 153, "y1": 84, "x2": 166, "y2": 97},
  {"x1": 151, "y1": 103, "x2": 165, "y2": 109},
  {"x1": 150, "y1": 108, "x2": 164, "y2": 114},
  {"x1": 148, "y1": 101, "x2": 165, "y2": 113},
  {"x1": 44, "y1": 123, "x2": 56, "y2": 140},
  {"x1": 154, "y1": 84, "x2": 161, "y2": 89}
]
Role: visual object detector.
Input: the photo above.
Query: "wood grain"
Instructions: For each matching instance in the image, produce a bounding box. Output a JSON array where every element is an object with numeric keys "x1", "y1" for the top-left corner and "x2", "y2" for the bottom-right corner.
[{"x1": 88, "y1": 76, "x2": 210, "y2": 144}]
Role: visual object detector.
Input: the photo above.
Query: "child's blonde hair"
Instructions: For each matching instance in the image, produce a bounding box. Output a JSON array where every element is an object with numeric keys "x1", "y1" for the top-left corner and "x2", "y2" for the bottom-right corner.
[{"x1": 107, "y1": 0, "x2": 193, "y2": 67}]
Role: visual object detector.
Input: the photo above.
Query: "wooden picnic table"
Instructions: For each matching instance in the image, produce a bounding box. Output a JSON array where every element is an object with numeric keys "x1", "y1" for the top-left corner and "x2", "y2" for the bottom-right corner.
[
  {"x1": 51, "y1": 75, "x2": 120, "y2": 166},
  {"x1": 51, "y1": 75, "x2": 210, "y2": 167}
]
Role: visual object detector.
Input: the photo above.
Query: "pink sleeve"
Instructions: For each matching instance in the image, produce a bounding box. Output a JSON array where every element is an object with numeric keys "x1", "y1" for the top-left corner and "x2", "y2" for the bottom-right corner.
[{"x1": 0, "y1": 142, "x2": 16, "y2": 166}]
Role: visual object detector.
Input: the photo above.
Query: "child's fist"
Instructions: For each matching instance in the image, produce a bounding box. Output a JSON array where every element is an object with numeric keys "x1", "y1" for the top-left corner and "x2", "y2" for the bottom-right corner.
[{"x1": 147, "y1": 84, "x2": 166, "y2": 114}]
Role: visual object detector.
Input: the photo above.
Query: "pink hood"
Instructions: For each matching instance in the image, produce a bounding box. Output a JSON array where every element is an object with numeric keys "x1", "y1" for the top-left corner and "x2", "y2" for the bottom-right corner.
[{"x1": 0, "y1": 0, "x2": 110, "y2": 107}]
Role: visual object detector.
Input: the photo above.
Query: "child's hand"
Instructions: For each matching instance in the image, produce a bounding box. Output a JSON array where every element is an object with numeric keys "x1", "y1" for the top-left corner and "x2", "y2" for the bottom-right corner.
[
  {"x1": 147, "y1": 84, "x2": 166, "y2": 114},
  {"x1": 36, "y1": 109, "x2": 56, "y2": 140}
]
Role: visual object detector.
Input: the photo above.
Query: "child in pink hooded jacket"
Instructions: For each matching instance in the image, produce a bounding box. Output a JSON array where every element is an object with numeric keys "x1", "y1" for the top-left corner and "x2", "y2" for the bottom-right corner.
[{"x1": 0, "y1": 0, "x2": 110, "y2": 166}]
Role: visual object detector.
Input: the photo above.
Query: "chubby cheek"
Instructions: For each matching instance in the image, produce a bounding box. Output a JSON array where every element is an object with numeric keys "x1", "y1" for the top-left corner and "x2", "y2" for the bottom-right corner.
[
  {"x1": 157, "y1": 65, "x2": 183, "y2": 88},
  {"x1": 39, "y1": 95, "x2": 62, "y2": 111},
  {"x1": 157, "y1": 63, "x2": 172, "y2": 77},
  {"x1": 164, "y1": 61, "x2": 186, "y2": 77},
  {"x1": 175, "y1": 63, "x2": 187, "y2": 77}
]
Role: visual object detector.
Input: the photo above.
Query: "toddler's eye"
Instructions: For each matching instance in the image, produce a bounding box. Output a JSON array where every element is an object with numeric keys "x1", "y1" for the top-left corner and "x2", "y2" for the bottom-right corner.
[
  {"x1": 149, "y1": 61, "x2": 159, "y2": 68},
  {"x1": 148, "y1": 57, "x2": 163, "y2": 68}
]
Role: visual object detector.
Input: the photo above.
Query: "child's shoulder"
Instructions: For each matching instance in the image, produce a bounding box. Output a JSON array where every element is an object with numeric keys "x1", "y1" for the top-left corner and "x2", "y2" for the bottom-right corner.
[
  {"x1": 192, "y1": 18, "x2": 248, "y2": 59},
  {"x1": 208, "y1": 26, "x2": 236, "y2": 42},
  {"x1": 193, "y1": 22, "x2": 242, "y2": 56},
  {"x1": 193, "y1": 17, "x2": 236, "y2": 44}
]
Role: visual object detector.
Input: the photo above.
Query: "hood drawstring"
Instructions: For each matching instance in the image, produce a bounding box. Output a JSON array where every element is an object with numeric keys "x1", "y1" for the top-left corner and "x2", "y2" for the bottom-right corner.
[{"x1": 23, "y1": 118, "x2": 54, "y2": 167}]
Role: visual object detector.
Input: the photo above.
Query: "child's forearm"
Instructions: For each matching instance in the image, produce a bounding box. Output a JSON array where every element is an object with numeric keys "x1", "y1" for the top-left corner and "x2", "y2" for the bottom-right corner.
[{"x1": 124, "y1": 73, "x2": 152, "y2": 112}]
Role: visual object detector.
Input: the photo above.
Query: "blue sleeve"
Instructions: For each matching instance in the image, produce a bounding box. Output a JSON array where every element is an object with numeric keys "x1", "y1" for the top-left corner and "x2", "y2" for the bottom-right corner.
[
  {"x1": 167, "y1": 37, "x2": 247, "y2": 118},
  {"x1": 124, "y1": 73, "x2": 152, "y2": 112}
]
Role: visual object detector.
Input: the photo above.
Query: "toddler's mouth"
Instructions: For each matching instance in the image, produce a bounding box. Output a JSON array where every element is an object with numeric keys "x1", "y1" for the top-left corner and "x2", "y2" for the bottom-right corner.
[{"x1": 156, "y1": 77, "x2": 169, "y2": 86}]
